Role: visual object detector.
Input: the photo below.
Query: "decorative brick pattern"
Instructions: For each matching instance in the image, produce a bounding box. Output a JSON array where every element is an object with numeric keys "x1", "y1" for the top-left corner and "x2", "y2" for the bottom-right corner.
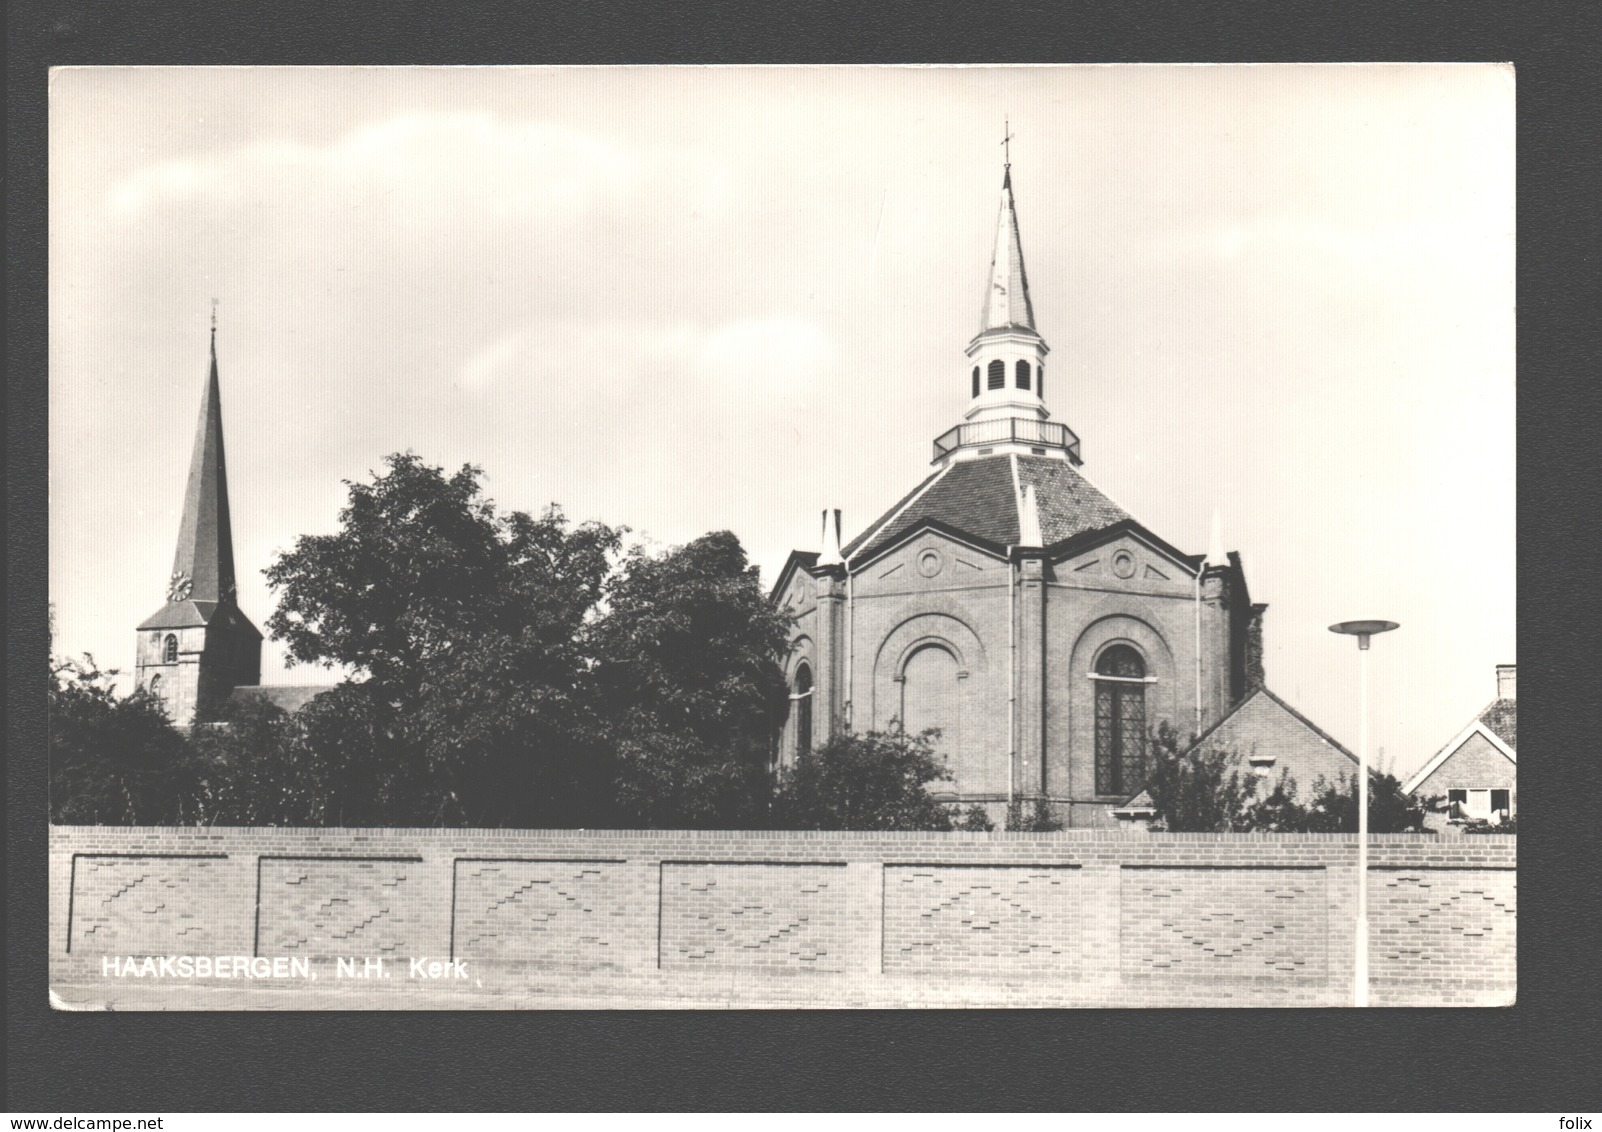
[
  {"x1": 884, "y1": 865, "x2": 1077, "y2": 973},
  {"x1": 1122, "y1": 867, "x2": 1326, "y2": 981},
  {"x1": 660, "y1": 863, "x2": 849, "y2": 971},
  {"x1": 70, "y1": 856, "x2": 228, "y2": 955},
  {"x1": 1371, "y1": 869, "x2": 1516, "y2": 983},
  {"x1": 257, "y1": 858, "x2": 420, "y2": 958},
  {"x1": 49, "y1": 828, "x2": 1515, "y2": 1008},
  {"x1": 452, "y1": 860, "x2": 632, "y2": 966}
]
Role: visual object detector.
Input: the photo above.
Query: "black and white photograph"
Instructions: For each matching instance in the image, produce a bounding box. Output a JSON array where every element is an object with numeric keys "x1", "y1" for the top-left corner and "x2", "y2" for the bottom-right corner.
[{"x1": 45, "y1": 63, "x2": 1515, "y2": 1011}]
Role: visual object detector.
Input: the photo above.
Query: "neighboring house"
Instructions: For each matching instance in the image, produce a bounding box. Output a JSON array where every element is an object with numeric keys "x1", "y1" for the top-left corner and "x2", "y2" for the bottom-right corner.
[
  {"x1": 1404, "y1": 664, "x2": 1516, "y2": 829},
  {"x1": 773, "y1": 162, "x2": 1266, "y2": 828},
  {"x1": 1112, "y1": 686, "x2": 1358, "y2": 825}
]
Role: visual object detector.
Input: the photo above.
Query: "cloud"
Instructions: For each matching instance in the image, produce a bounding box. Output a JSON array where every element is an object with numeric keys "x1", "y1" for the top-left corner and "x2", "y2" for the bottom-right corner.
[{"x1": 105, "y1": 112, "x2": 639, "y2": 222}]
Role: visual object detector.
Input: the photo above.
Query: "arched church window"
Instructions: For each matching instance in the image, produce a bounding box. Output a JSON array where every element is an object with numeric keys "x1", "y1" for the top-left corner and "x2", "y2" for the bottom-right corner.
[
  {"x1": 1037, "y1": 366, "x2": 1044, "y2": 401},
  {"x1": 972, "y1": 366, "x2": 980, "y2": 398},
  {"x1": 1094, "y1": 644, "x2": 1147, "y2": 796},
  {"x1": 793, "y1": 662, "x2": 813, "y2": 759},
  {"x1": 901, "y1": 644, "x2": 959, "y2": 776},
  {"x1": 164, "y1": 634, "x2": 178, "y2": 663},
  {"x1": 149, "y1": 674, "x2": 162, "y2": 697},
  {"x1": 1016, "y1": 360, "x2": 1031, "y2": 390},
  {"x1": 987, "y1": 359, "x2": 1005, "y2": 390}
]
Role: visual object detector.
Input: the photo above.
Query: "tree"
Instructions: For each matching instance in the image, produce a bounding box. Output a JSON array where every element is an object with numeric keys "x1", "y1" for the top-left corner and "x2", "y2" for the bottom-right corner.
[
  {"x1": 1144, "y1": 721, "x2": 1436, "y2": 834},
  {"x1": 189, "y1": 693, "x2": 329, "y2": 825},
  {"x1": 1005, "y1": 798, "x2": 1065, "y2": 832},
  {"x1": 49, "y1": 654, "x2": 199, "y2": 824},
  {"x1": 264, "y1": 454, "x2": 622, "y2": 825},
  {"x1": 1300, "y1": 771, "x2": 1433, "y2": 834},
  {"x1": 590, "y1": 531, "x2": 792, "y2": 828},
  {"x1": 1143, "y1": 722, "x2": 1256, "y2": 832},
  {"x1": 772, "y1": 729, "x2": 954, "y2": 831}
]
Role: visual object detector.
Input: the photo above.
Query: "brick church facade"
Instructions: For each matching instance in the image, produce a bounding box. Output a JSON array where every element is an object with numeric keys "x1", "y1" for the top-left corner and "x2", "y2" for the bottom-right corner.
[{"x1": 772, "y1": 166, "x2": 1267, "y2": 827}]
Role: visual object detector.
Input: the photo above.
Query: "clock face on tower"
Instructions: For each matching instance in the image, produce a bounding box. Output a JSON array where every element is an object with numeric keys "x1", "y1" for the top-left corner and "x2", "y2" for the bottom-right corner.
[{"x1": 168, "y1": 571, "x2": 192, "y2": 601}]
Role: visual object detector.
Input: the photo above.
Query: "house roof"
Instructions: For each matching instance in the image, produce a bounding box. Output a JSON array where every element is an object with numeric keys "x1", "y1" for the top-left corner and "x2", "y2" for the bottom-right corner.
[
  {"x1": 1402, "y1": 703, "x2": 1518, "y2": 795},
  {"x1": 229, "y1": 684, "x2": 332, "y2": 714},
  {"x1": 1183, "y1": 685, "x2": 1358, "y2": 767},
  {"x1": 841, "y1": 454, "x2": 1133, "y2": 565},
  {"x1": 1479, "y1": 697, "x2": 1517, "y2": 748}
]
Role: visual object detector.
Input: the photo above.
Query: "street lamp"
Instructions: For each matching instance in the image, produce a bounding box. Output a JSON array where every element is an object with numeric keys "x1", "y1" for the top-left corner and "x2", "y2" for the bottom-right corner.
[{"x1": 1329, "y1": 618, "x2": 1399, "y2": 1008}]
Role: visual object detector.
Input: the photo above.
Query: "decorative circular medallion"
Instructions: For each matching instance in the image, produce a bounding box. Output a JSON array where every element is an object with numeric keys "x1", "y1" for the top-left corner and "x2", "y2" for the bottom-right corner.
[
  {"x1": 1111, "y1": 550, "x2": 1137, "y2": 579},
  {"x1": 917, "y1": 549, "x2": 944, "y2": 578}
]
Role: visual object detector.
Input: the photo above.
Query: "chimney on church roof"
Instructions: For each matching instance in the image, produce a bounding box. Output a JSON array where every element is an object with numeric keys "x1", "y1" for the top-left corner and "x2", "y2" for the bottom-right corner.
[
  {"x1": 169, "y1": 320, "x2": 239, "y2": 607},
  {"x1": 817, "y1": 508, "x2": 843, "y2": 568},
  {"x1": 1495, "y1": 663, "x2": 1516, "y2": 701},
  {"x1": 1017, "y1": 482, "x2": 1043, "y2": 549},
  {"x1": 1204, "y1": 507, "x2": 1226, "y2": 570}
]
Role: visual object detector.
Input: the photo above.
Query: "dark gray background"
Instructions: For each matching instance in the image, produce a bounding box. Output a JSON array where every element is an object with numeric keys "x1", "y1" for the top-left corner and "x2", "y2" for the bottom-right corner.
[{"x1": 7, "y1": 0, "x2": 1600, "y2": 1112}]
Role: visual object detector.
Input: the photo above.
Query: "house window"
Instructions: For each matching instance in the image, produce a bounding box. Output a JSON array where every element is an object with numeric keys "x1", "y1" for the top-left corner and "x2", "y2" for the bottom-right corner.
[
  {"x1": 1447, "y1": 789, "x2": 1468, "y2": 820},
  {"x1": 987, "y1": 359, "x2": 1005, "y2": 390},
  {"x1": 972, "y1": 366, "x2": 980, "y2": 398},
  {"x1": 792, "y1": 662, "x2": 813, "y2": 759},
  {"x1": 1016, "y1": 360, "x2": 1031, "y2": 390},
  {"x1": 1490, "y1": 788, "x2": 1510, "y2": 817},
  {"x1": 1094, "y1": 645, "x2": 1147, "y2": 796},
  {"x1": 164, "y1": 634, "x2": 178, "y2": 663}
]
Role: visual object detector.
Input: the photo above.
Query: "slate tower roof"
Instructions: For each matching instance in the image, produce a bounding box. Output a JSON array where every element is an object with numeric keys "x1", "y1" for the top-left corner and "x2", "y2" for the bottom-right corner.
[{"x1": 138, "y1": 326, "x2": 259, "y2": 637}]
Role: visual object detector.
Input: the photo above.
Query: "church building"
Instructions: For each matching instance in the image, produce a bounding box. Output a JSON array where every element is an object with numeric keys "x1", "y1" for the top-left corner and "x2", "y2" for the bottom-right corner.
[
  {"x1": 134, "y1": 321, "x2": 264, "y2": 727},
  {"x1": 772, "y1": 164, "x2": 1268, "y2": 827}
]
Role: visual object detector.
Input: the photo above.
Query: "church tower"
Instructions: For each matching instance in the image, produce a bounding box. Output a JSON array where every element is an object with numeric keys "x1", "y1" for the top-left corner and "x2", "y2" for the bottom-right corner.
[
  {"x1": 773, "y1": 152, "x2": 1267, "y2": 827},
  {"x1": 134, "y1": 318, "x2": 262, "y2": 727}
]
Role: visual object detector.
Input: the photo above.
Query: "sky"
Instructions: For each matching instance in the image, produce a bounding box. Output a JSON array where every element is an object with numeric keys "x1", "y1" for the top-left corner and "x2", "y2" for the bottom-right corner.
[{"x1": 48, "y1": 65, "x2": 1515, "y2": 781}]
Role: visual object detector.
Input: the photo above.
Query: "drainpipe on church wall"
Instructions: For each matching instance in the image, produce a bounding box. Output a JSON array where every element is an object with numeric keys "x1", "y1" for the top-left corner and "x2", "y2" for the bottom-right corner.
[
  {"x1": 1194, "y1": 570, "x2": 1204, "y2": 735},
  {"x1": 1008, "y1": 545, "x2": 1017, "y2": 811}
]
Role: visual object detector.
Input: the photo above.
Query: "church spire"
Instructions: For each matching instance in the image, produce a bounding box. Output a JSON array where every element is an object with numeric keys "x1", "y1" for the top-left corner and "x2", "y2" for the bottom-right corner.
[
  {"x1": 954, "y1": 147, "x2": 1057, "y2": 448},
  {"x1": 979, "y1": 160, "x2": 1036, "y2": 334},
  {"x1": 167, "y1": 311, "x2": 239, "y2": 607}
]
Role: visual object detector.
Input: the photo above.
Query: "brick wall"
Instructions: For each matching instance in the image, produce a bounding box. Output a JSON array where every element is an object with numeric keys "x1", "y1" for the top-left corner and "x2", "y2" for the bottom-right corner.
[{"x1": 49, "y1": 826, "x2": 1514, "y2": 1009}]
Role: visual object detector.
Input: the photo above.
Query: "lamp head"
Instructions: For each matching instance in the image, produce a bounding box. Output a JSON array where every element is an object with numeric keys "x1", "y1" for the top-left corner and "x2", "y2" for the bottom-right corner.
[{"x1": 1329, "y1": 619, "x2": 1400, "y2": 650}]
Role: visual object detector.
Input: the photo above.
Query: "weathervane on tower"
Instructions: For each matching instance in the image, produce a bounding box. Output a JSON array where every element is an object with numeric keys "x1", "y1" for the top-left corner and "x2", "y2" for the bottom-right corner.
[{"x1": 1001, "y1": 116, "x2": 1015, "y2": 169}]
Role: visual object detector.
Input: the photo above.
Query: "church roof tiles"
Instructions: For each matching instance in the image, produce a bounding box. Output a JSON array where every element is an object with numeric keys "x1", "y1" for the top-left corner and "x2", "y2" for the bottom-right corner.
[{"x1": 842, "y1": 454, "x2": 1133, "y2": 565}]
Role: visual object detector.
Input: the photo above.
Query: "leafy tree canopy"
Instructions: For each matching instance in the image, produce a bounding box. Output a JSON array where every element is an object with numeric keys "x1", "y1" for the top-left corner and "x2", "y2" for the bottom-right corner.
[
  {"x1": 592, "y1": 531, "x2": 792, "y2": 828},
  {"x1": 49, "y1": 654, "x2": 197, "y2": 824},
  {"x1": 773, "y1": 728, "x2": 954, "y2": 832},
  {"x1": 1145, "y1": 722, "x2": 1434, "y2": 834}
]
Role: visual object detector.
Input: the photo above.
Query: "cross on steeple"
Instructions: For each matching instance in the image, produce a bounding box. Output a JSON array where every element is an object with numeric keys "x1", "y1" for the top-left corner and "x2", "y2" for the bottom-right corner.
[{"x1": 1001, "y1": 117, "x2": 1015, "y2": 169}]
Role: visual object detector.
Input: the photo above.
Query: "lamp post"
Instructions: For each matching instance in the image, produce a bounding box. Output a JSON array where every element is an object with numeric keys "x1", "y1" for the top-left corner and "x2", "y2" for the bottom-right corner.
[{"x1": 1329, "y1": 618, "x2": 1399, "y2": 1008}]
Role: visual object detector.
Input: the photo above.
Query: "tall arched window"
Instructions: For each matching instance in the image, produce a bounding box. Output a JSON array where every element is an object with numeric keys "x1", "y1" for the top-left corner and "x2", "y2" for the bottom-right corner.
[
  {"x1": 1094, "y1": 644, "x2": 1147, "y2": 796},
  {"x1": 1038, "y1": 366, "x2": 1045, "y2": 401},
  {"x1": 164, "y1": 634, "x2": 178, "y2": 663},
  {"x1": 1015, "y1": 360, "x2": 1031, "y2": 390},
  {"x1": 148, "y1": 674, "x2": 163, "y2": 697},
  {"x1": 902, "y1": 644, "x2": 960, "y2": 776},
  {"x1": 971, "y1": 366, "x2": 980, "y2": 398},
  {"x1": 987, "y1": 359, "x2": 1005, "y2": 390},
  {"x1": 792, "y1": 662, "x2": 813, "y2": 759}
]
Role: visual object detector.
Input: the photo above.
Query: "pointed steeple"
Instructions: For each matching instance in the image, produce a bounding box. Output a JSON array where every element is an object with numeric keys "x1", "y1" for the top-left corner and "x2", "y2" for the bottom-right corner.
[
  {"x1": 954, "y1": 152, "x2": 1060, "y2": 449},
  {"x1": 167, "y1": 318, "x2": 239, "y2": 607},
  {"x1": 979, "y1": 166, "x2": 1036, "y2": 334}
]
